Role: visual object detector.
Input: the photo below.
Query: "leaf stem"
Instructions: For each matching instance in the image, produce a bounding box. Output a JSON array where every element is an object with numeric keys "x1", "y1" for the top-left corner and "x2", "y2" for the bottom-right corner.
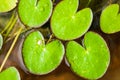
[
  {"x1": 109, "y1": 0, "x2": 112, "y2": 4},
  {"x1": 53, "y1": 0, "x2": 55, "y2": 3},
  {"x1": 1, "y1": 12, "x2": 15, "y2": 34},
  {"x1": 4, "y1": 15, "x2": 18, "y2": 40},
  {"x1": 47, "y1": 34, "x2": 53, "y2": 43},
  {"x1": 35, "y1": 0, "x2": 40, "y2": 6},
  {"x1": 86, "y1": 0, "x2": 91, "y2": 7},
  {"x1": 0, "y1": 27, "x2": 23, "y2": 72}
]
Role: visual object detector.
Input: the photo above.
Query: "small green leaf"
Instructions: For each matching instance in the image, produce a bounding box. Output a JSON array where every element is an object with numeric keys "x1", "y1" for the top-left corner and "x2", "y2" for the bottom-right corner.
[
  {"x1": 51, "y1": 0, "x2": 93, "y2": 40},
  {"x1": 66, "y1": 31, "x2": 110, "y2": 79},
  {"x1": 0, "y1": 0, "x2": 17, "y2": 13},
  {"x1": 22, "y1": 31, "x2": 64, "y2": 74},
  {"x1": 18, "y1": 0, "x2": 53, "y2": 27},
  {"x1": 100, "y1": 4, "x2": 120, "y2": 33},
  {"x1": 0, "y1": 67, "x2": 20, "y2": 80},
  {"x1": 0, "y1": 34, "x2": 3, "y2": 50}
]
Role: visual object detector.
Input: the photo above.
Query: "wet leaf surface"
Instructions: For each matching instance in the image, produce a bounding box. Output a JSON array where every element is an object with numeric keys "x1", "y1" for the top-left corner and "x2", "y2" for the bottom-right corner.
[{"x1": 22, "y1": 31, "x2": 64, "y2": 74}]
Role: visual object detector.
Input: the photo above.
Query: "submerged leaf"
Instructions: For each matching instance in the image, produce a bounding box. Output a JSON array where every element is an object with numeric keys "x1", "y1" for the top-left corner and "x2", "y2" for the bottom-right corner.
[{"x1": 0, "y1": 34, "x2": 3, "y2": 50}]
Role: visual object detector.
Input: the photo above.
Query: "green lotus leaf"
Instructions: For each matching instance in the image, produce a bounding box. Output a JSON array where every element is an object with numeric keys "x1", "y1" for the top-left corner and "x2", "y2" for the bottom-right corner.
[
  {"x1": 66, "y1": 31, "x2": 110, "y2": 79},
  {"x1": 0, "y1": 0, "x2": 17, "y2": 13},
  {"x1": 22, "y1": 31, "x2": 64, "y2": 74},
  {"x1": 18, "y1": 0, "x2": 53, "y2": 27},
  {"x1": 51, "y1": 0, "x2": 93, "y2": 40},
  {"x1": 0, "y1": 67, "x2": 20, "y2": 80},
  {"x1": 100, "y1": 4, "x2": 120, "y2": 33}
]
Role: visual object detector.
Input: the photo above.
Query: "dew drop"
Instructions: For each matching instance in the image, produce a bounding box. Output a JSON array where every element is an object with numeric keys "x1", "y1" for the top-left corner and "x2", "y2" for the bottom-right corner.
[
  {"x1": 86, "y1": 50, "x2": 89, "y2": 55},
  {"x1": 40, "y1": 7, "x2": 44, "y2": 11},
  {"x1": 69, "y1": 1, "x2": 72, "y2": 4},
  {"x1": 44, "y1": 3, "x2": 49, "y2": 7},
  {"x1": 72, "y1": 15, "x2": 75, "y2": 19},
  {"x1": 38, "y1": 40, "x2": 42, "y2": 45},
  {"x1": 43, "y1": 48, "x2": 46, "y2": 52}
]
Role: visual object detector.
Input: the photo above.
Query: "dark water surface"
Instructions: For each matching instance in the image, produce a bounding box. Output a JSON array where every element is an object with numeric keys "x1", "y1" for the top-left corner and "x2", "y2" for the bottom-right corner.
[{"x1": 0, "y1": 0, "x2": 120, "y2": 80}]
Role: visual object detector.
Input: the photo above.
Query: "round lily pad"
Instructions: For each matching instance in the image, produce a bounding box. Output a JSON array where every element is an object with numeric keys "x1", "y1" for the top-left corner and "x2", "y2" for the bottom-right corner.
[
  {"x1": 66, "y1": 31, "x2": 110, "y2": 79},
  {"x1": 51, "y1": 0, "x2": 93, "y2": 40},
  {"x1": 0, "y1": 34, "x2": 3, "y2": 50},
  {"x1": 22, "y1": 31, "x2": 64, "y2": 74},
  {"x1": 0, "y1": 0, "x2": 17, "y2": 13},
  {"x1": 0, "y1": 67, "x2": 20, "y2": 80},
  {"x1": 100, "y1": 4, "x2": 120, "y2": 33},
  {"x1": 18, "y1": 0, "x2": 53, "y2": 27}
]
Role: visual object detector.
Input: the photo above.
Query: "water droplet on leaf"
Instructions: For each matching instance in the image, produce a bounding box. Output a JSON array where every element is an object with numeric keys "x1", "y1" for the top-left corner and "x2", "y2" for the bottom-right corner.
[{"x1": 40, "y1": 7, "x2": 44, "y2": 11}]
